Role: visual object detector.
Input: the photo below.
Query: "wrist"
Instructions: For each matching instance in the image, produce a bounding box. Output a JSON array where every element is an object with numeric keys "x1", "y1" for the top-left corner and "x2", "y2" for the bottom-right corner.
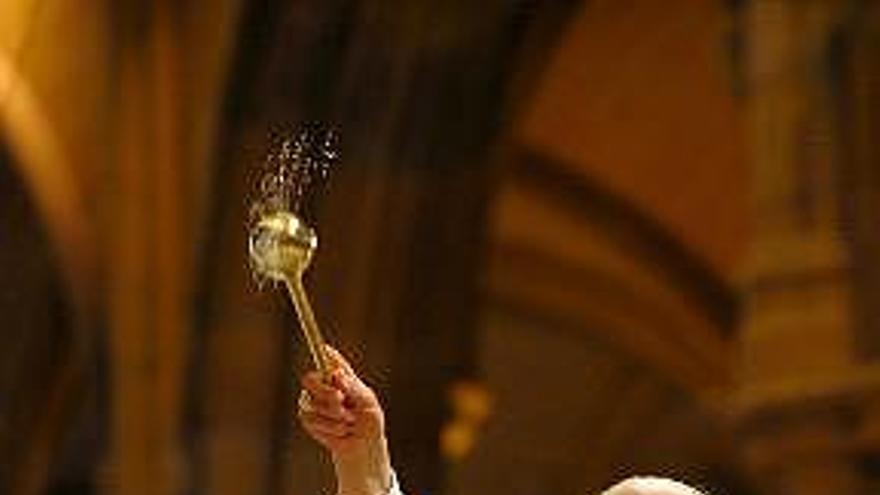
[{"x1": 333, "y1": 435, "x2": 393, "y2": 495}]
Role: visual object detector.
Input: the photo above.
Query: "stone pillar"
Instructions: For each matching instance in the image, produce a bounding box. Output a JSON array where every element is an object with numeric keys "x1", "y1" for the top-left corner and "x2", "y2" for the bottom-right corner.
[
  {"x1": 106, "y1": 3, "x2": 194, "y2": 495},
  {"x1": 736, "y1": 1, "x2": 868, "y2": 493}
]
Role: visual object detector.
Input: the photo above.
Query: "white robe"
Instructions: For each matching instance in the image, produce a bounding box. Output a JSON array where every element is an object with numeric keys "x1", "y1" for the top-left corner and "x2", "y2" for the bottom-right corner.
[
  {"x1": 384, "y1": 474, "x2": 705, "y2": 495},
  {"x1": 386, "y1": 471, "x2": 404, "y2": 495}
]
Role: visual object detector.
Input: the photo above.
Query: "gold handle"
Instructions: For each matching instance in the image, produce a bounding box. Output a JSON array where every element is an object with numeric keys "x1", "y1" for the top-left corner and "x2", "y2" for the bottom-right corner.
[{"x1": 284, "y1": 276, "x2": 330, "y2": 381}]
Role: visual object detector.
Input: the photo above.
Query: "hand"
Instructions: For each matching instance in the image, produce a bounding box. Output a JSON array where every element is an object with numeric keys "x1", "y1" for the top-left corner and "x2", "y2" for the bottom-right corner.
[{"x1": 298, "y1": 346, "x2": 393, "y2": 495}]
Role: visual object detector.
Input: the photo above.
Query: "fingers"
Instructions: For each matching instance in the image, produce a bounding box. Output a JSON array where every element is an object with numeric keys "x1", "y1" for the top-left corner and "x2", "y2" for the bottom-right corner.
[
  {"x1": 318, "y1": 346, "x2": 378, "y2": 409},
  {"x1": 298, "y1": 383, "x2": 358, "y2": 452},
  {"x1": 332, "y1": 370, "x2": 375, "y2": 409},
  {"x1": 301, "y1": 373, "x2": 355, "y2": 422},
  {"x1": 305, "y1": 346, "x2": 383, "y2": 421},
  {"x1": 323, "y1": 345, "x2": 355, "y2": 376},
  {"x1": 301, "y1": 371, "x2": 340, "y2": 402},
  {"x1": 300, "y1": 409, "x2": 354, "y2": 438},
  {"x1": 301, "y1": 415, "x2": 355, "y2": 453}
]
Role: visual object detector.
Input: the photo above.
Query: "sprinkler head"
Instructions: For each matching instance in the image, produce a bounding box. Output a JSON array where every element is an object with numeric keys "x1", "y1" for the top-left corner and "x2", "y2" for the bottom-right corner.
[{"x1": 248, "y1": 210, "x2": 317, "y2": 281}]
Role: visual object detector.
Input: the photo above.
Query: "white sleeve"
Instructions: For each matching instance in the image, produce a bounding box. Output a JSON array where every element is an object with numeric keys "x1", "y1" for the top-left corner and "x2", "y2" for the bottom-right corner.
[{"x1": 386, "y1": 470, "x2": 404, "y2": 495}]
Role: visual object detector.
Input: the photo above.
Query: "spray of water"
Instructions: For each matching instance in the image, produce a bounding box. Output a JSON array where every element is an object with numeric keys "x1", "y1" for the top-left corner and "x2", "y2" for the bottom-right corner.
[{"x1": 248, "y1": 125, "x2": 338, "y2": 288}]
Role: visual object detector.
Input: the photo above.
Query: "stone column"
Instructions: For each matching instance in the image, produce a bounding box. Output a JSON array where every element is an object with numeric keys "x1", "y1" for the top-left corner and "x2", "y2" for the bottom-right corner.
[{"x1": 736, "y1": 1, "x2": 867, "y2": 493}]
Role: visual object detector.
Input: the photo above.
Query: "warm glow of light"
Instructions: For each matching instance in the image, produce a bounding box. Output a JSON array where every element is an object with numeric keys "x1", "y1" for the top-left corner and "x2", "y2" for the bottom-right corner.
[
  {"x1": 0, "y1": 0, "x2": 41, "y2": 54},
  {"x1": 0, "y1": 49, "x2": 94, "y2": 312}
]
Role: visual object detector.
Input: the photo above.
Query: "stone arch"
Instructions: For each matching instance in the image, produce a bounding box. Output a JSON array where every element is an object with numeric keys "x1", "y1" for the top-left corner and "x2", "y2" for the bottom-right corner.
[{"x1": 0, "y1": 51, "x2": 94, "y2": 314}]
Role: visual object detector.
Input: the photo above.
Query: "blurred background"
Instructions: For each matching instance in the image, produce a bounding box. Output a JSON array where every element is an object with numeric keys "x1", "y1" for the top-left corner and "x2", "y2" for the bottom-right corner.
[{"x1": 1, "y1": 1, "x2": 879, "y2": 494}]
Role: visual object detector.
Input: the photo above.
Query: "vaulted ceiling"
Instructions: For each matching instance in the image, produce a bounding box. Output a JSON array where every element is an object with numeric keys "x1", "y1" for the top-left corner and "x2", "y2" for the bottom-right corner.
[{"x1": 519, "y1": 0, "x2": 748, "y2": 278}]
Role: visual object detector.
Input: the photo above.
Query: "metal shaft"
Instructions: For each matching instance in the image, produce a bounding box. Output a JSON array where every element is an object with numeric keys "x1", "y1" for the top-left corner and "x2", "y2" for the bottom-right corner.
[{"x1": 284, "y1": 275, "x2": 330, "y2": 381}]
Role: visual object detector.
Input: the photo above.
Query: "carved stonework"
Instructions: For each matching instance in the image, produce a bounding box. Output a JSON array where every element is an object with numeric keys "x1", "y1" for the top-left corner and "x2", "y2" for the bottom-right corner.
[
  {"x1": 736, "y1": 1, "x2": 880, "y2": 493},
  {"x1": 842, "y1": 3, "x2": 880, "y2": 360}
]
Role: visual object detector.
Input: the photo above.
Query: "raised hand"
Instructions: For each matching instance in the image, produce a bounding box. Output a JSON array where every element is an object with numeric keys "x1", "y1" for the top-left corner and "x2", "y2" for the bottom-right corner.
[{"x1": 298, "y1": 346, "x2": 394, "y2": 495}]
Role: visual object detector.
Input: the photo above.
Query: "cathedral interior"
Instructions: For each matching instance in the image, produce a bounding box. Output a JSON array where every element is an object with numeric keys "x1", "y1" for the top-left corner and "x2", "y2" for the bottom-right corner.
[{"x1": 1, "y1": 1, "x2": 880, "y2": 494}]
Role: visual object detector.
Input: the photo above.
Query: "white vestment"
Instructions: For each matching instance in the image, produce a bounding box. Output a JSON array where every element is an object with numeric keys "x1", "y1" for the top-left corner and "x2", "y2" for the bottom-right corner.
[
  {"x1": 384, "y1": 474, "x2": 705, "y2": 495},
  {"x1": 385, "y1": 471, "x2": 404, "y2": 495}
]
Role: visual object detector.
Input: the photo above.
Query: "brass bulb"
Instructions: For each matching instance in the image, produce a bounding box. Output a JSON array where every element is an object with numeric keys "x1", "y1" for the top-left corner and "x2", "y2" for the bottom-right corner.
[{"x1": 249, "y1": 210, "x2": 317, "y2": 279}]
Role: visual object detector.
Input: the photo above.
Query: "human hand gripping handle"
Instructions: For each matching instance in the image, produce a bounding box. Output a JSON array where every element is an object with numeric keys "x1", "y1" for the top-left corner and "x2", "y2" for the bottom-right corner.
[{"x1": 298, "y1": 346, "x2": 398, "y2": 495}]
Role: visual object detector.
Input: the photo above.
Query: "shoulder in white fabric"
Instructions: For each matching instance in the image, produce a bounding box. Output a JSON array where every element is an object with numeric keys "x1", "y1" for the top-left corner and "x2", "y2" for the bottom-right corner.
[{"x1": 602, "y1": 477, "x2": 707, "y2": 495}]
